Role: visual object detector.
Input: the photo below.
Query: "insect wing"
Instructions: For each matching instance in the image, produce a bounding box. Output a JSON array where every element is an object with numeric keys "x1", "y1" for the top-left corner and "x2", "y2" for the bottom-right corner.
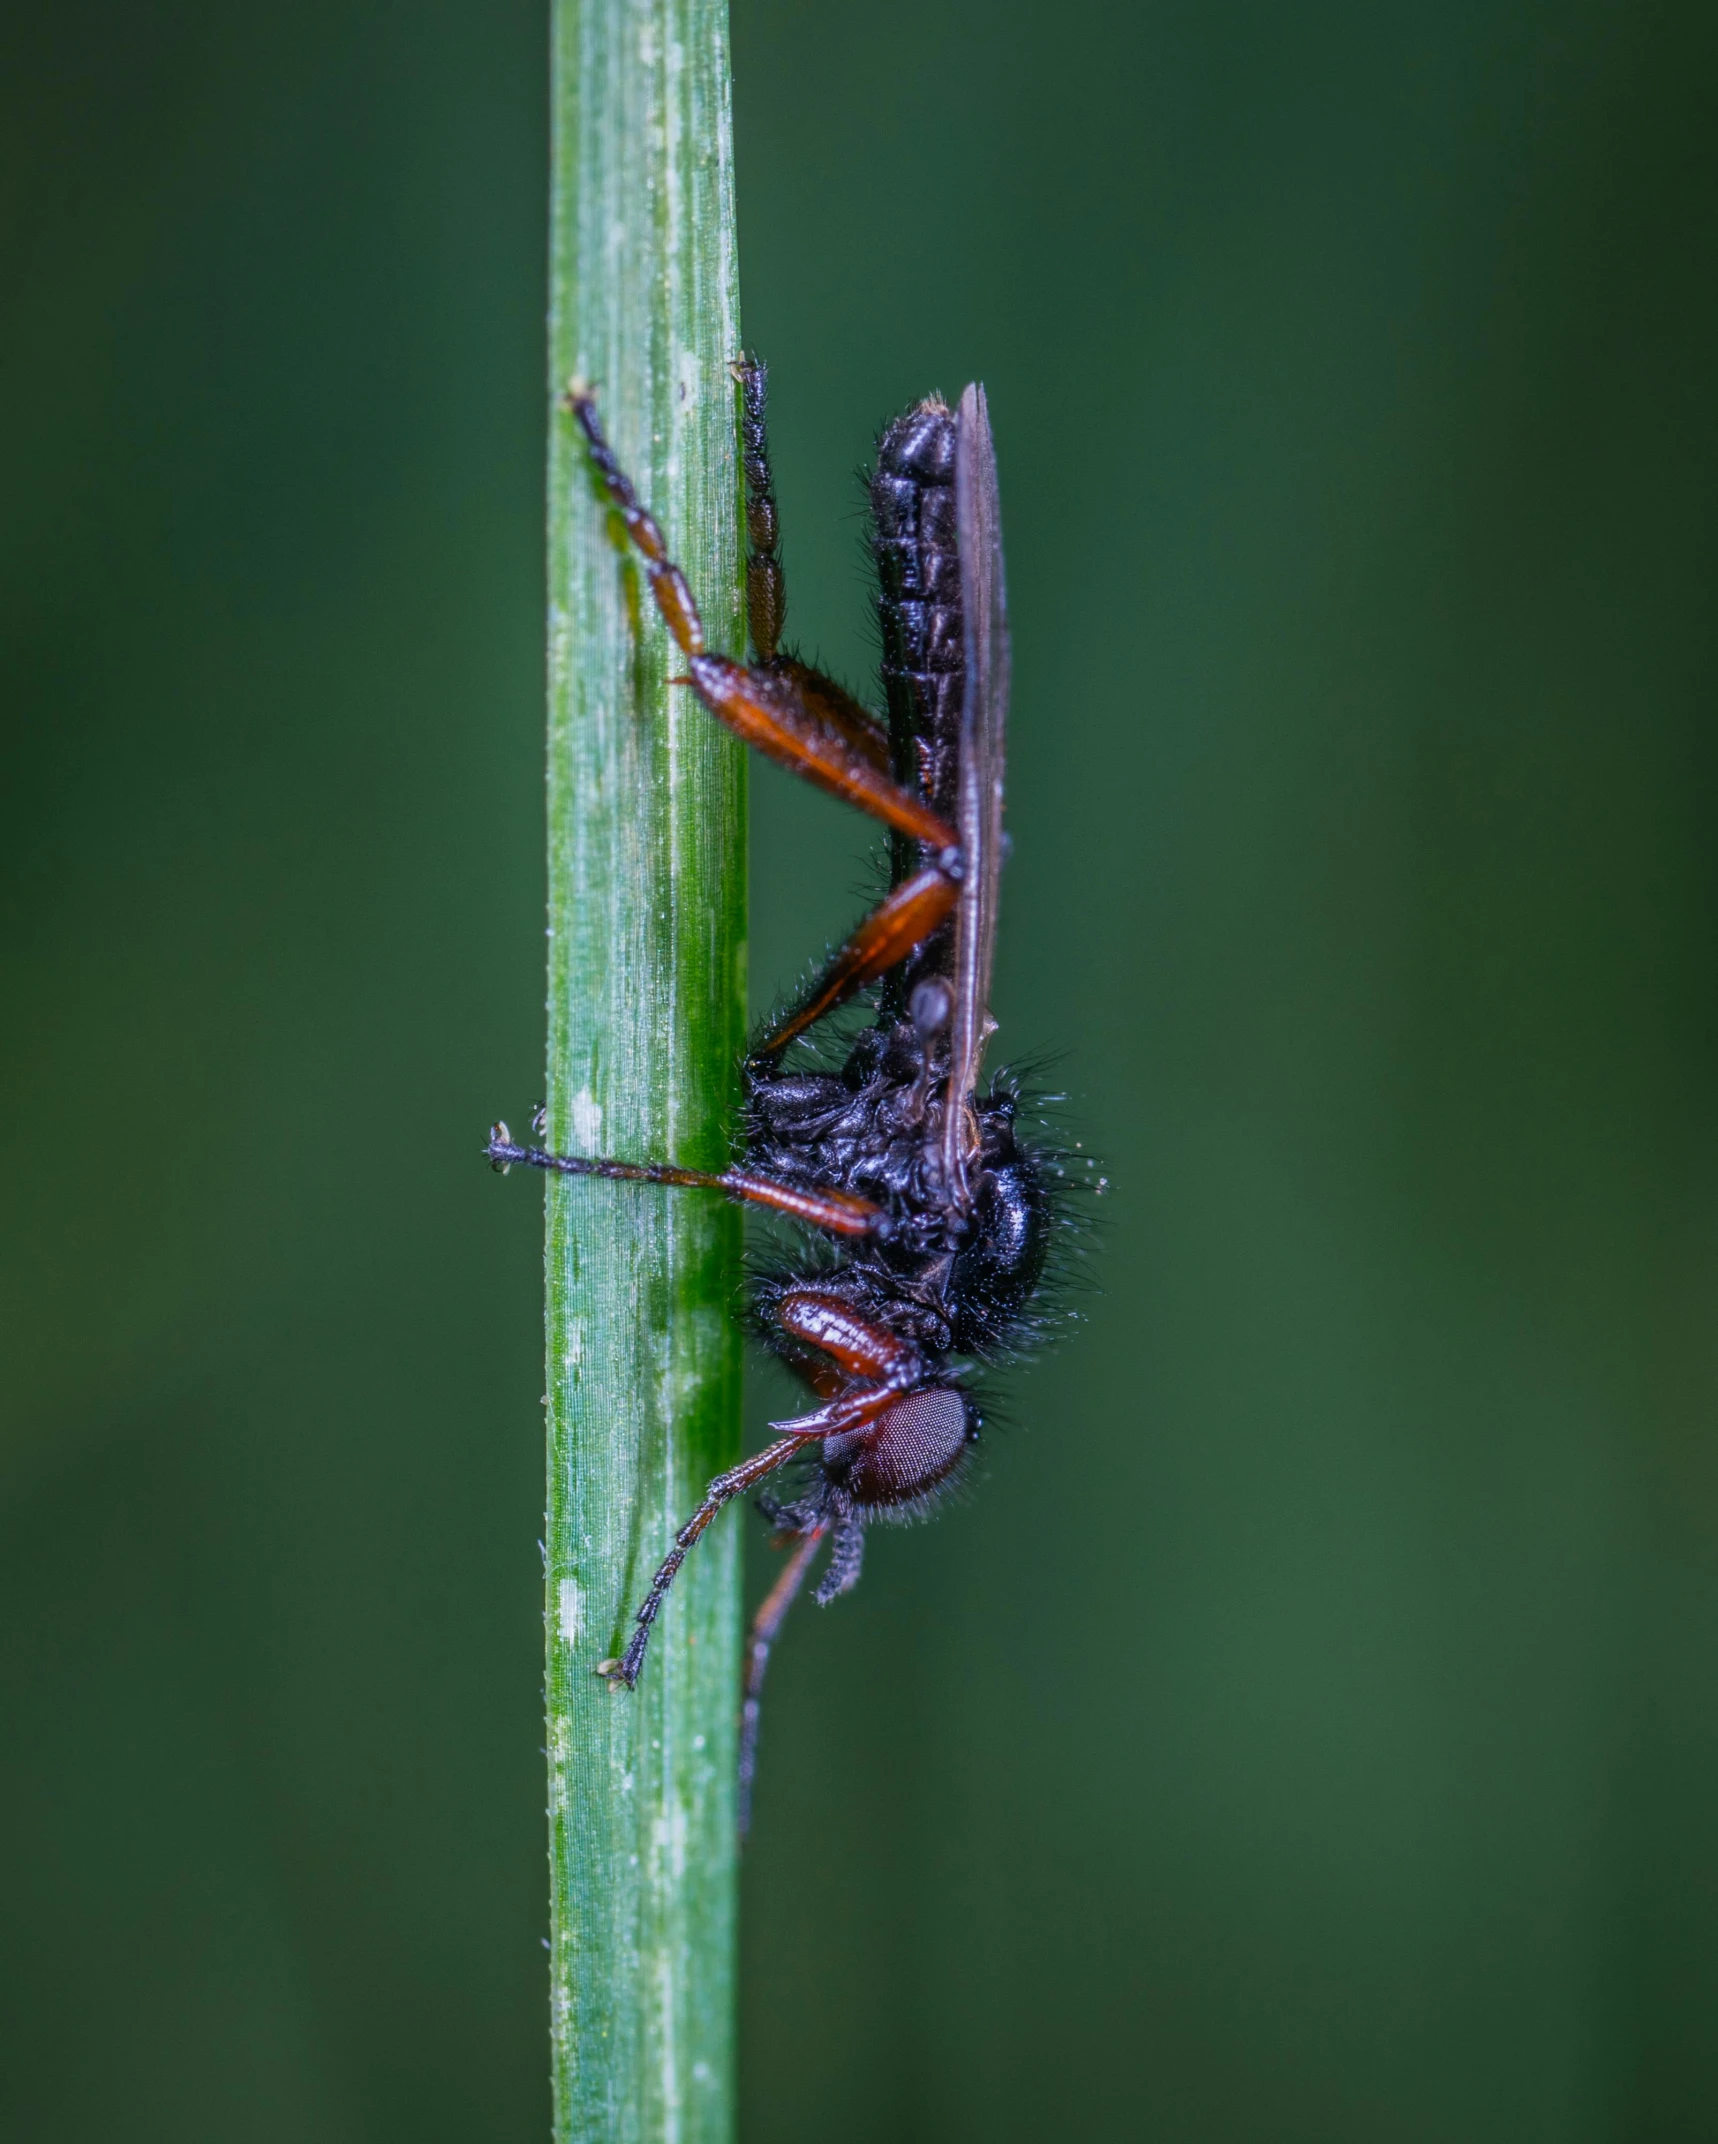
[{"x1": 942, "y1": 382, "x2": 1011, "y2": 1201}]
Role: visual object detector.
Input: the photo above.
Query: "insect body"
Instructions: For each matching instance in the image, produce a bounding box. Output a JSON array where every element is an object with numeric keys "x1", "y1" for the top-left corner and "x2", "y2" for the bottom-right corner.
[{"x1": 489, "y1": 366, "x2": 1060, "y2": 1825}]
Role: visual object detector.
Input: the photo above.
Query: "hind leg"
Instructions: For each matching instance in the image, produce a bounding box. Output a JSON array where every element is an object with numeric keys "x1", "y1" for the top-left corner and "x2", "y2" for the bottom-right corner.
[
  {"x1": 731, "y1": 358, "x2": 892, "y2": 767},
  {"x1": 566, "y1": 382, "x2": 956, "y2": 854}
]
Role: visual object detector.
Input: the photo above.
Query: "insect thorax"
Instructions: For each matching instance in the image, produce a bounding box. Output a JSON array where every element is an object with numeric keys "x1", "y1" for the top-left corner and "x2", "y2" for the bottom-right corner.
[{"x1": 744, "y1": 1015, "x2": 1051, "y2": 1360}]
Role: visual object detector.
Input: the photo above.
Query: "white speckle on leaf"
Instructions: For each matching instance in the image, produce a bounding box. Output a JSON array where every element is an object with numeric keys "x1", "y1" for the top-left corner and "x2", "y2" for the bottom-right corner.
[
  {"x1": 571, "y1": 1090, "x2": 603, "y2": 1148},
  {"x1": 657, "y1": 1949, "x2": 682, "y2": 2142},
  {"x1": 557, "y1": 1579, "x2": 583, "y2": 1647},
  {"x1": 647, "y1": 1794, "x2": 692, "y2": 1894},
  {"x1": 546, "y1": 1719, "x2": 572, "y2": 1823}
]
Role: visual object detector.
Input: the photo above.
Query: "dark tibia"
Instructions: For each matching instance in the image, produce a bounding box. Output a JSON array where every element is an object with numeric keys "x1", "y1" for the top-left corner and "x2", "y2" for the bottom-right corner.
[
  {"x1": 732, "y1": 364, "x2": 885, "y2": 776},
  {"x1": 487, "y1": 1128, "x2": 722, "y2": 1192},
  {"x1": 604, "y1": 1436, "x2": 806, "y2": 1689},
  {"x1": 813, "y1": 1518, "x2": 865, "y2": 1606},
  {"x1": 484, "y1": 1127, "x2": 882, "y2": 1238},
  {"x1": 738, "y1": 1522, "x2": 827, "y2": 1838},
  {"x1": 733, "y1": 359, "x2": 887, "y2": 763},
  {"x1": 732, "y1": 357, "x2": 785, "y2": 661}
]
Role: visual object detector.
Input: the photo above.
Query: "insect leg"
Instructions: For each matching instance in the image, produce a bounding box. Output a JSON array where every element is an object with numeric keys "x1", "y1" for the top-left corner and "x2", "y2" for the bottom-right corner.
[
  {"x1": 605, "y1": 1433, "x2": 815, "y2": 1689},
  {"x1": 767, "y1": 656, "x2": 892, "y2": 771},
  {"x1": 732, "y1": 359, "x2": 891, "y2": 769},
  {"x1": 812, "y1": 1517, "x2": 865, "y2": 1605},
  {"x1": 758, "y1": 1288, "x2": 928, "y2": 1434},
  {"x1": 567, "y1": 383, "x2": 944, "y2": 846},
  {"x1": 484, "y1": 1126, "x2": 883, "y2": 1238},
  {"x1": 563, "y1": 383, "x2": 709, "y2": 655},
  {"x1": 750, "y1": 865, "x2": 960, "y2": 1061},
  {"x1": 682, "y1": 652, "x2": 952, "y2": 843},
  {"x1": 732, "y1": 356, "x2": 785, "y2": 662},
  {"x1": 737, "y1": 1520, "x2": 828, "y2": 1838},
  {"x1": 772, "y1": 1288, "x2": 923, "y2": 1385}
]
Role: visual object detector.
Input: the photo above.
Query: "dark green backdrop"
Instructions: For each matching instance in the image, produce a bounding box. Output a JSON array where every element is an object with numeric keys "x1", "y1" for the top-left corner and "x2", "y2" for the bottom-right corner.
[{"x1": 5, "y1": 2, "x2": 1715, "y2": 2137}]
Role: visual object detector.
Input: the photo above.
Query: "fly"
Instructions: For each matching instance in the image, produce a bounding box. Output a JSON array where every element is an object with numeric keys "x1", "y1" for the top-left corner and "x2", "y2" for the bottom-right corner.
[{"x1": 489, "y1": 364, "x2": 1076, "y2": 1830}]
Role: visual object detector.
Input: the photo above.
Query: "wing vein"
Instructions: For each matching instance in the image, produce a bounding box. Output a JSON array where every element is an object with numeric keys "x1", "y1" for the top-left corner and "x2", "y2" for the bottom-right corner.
[{"x1": 943, "y1": 383, "x2": 1011, "y2": 1205}]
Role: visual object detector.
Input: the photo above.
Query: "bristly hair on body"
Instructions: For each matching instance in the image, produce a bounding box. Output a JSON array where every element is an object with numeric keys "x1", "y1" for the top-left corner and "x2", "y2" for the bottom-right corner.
[{"x1": 487, "y1": 363, "x2": 1095, "y2": 1834}]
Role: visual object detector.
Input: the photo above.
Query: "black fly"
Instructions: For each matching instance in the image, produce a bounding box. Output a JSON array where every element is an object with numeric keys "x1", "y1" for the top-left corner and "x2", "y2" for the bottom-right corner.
[{"x1": 488, "y1": 366, "x2": 1072, "y2": 1828}]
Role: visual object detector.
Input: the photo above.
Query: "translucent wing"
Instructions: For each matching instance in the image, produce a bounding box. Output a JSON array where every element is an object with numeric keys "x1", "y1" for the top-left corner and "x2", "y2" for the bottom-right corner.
[{"x1": 941, "y1": 383, "x2": 1011, "y2": 1204}]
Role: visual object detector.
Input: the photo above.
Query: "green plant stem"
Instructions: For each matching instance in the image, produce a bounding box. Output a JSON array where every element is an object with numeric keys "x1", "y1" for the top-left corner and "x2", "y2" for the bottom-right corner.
[{"x1": 544, "y1": 3, "x2": 744, "y2": 2138}]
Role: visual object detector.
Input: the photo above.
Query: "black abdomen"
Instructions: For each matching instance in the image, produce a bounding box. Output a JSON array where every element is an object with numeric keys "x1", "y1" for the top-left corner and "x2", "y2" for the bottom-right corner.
[
  {"x1": 872, "y1": 401, "x2": 963, "y2": 822},
  {"x1": 872, "y1": 399, "x2": 963, "y2": 1004}
]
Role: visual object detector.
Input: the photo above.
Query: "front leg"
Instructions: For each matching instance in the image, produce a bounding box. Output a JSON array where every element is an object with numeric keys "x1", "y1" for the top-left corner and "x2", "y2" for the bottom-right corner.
[
  {"x1": 604, "y1": 1287, "x2": 921, "y2": 1688},
  {"x1": 602, "y1": 1434, "x2": 814, "y2": 1689},
  {"x1": 758, "y1": 1288, "x2": 926, "y2": 1434}
]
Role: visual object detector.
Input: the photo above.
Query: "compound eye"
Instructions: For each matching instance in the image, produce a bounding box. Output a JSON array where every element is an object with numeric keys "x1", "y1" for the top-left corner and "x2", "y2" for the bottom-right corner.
[{"x1": 840, "y1": 1387, "x2": 970, "y2": 1508}]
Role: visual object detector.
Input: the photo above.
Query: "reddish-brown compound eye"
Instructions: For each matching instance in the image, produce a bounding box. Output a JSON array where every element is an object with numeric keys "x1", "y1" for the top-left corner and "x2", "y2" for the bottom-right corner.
[{"x1": 826, "y1": 1387, "x2": 971, "y2": 1510}]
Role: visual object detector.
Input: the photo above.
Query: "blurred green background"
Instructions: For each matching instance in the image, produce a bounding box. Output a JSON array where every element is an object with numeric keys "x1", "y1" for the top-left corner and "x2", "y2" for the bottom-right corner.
[{"x1": 5, "y1": 0, "x2": 1716, "y2": 2136}]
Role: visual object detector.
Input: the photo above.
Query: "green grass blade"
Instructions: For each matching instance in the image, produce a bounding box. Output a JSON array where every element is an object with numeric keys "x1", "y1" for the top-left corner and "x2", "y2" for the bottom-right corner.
[{"x1": 543, "y1": 1, "x2": 745, "y2": 2136}]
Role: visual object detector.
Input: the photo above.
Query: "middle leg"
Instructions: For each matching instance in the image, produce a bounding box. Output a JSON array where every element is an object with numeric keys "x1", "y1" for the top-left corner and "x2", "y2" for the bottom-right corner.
[
  {"x1": 483, "y1": 1124, "x2": 884, "y2": 1239},
  {"x1": 750, "y1": 863, "x2": 959, "y2": 1061}
]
